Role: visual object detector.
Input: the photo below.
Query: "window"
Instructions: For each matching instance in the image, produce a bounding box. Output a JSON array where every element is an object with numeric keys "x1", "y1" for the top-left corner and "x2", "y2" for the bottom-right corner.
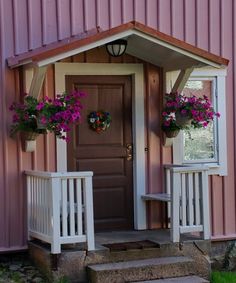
[
  {"x1": 170, "y1": 68, "x2": 227, "y2": 176},
  {"x1": 182, "y1": 78, "x2": 218, "y2": 163}
]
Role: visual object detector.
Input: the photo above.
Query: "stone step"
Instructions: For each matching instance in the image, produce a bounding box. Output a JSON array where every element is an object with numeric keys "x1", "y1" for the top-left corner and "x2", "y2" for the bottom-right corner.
[
  {"x1": 88, "y1": 256, "x2": 194, "y2": 283},
  {"x1": 133, "y1": 275, "x2": 209, "y2": 283}
]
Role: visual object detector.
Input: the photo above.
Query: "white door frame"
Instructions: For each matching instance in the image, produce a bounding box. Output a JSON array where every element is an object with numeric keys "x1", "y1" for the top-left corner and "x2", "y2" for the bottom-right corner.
[{"x1": 55, "y1": 63, "x2": 147, "y2": 230}]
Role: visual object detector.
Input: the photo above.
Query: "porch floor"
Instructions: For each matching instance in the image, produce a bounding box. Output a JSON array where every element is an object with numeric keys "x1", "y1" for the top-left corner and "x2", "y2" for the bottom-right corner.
[
  {"x1": 29, "y1": 229, "x2": 210, "y2": 282},
  {"x1": 94, "y1": 229, "x2": 202, "y2": 249}
]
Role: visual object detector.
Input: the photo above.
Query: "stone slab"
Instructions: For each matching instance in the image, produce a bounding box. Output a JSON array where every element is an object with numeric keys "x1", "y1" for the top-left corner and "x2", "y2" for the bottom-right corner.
[
  {"x1": 89, "y1": 256, "x2": 192, "y2": 271},
  {"x1": 88, "y1": 256, "x2": 194, "y2": 283},
  {"x1": 134, "y1": 275, "x2": 209, "y2": 282}
]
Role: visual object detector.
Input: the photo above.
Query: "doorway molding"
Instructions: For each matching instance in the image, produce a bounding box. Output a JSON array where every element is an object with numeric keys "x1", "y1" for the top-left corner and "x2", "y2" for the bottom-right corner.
[{"x1": 55, "y1": 63, "x2": 146, "y2": 230}]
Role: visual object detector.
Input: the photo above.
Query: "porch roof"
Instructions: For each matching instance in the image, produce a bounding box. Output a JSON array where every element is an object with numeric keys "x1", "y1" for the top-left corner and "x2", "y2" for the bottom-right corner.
[{"x1": 7, "y1": 21, "x2": 229, "y2": 70}]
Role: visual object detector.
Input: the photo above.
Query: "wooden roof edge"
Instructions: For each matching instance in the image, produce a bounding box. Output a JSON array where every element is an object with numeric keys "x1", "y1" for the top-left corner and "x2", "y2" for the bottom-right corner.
[
  {"x1": 7, "y1": 27, "x2": 102, "y2": 68},
  {"x1": 7, "y1": 21, "x2": 229, "y2": 68}
]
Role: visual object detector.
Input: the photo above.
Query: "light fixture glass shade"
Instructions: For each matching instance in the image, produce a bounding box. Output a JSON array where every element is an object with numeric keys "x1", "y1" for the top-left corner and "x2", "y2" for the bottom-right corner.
[{"x1": 106, "y1": 39, "x2": 127, "y2": 57}]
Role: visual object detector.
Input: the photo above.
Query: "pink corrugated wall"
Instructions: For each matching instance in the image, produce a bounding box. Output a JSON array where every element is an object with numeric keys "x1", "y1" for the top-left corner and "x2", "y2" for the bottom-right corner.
[{"x1": 0, "y1": 0, "x2": 235, "y2": 250}]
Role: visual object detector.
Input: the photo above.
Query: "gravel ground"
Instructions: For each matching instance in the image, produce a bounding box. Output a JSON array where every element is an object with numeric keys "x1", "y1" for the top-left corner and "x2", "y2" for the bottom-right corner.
[{"x1": 0, "y1": 253, "x2": 47, "y2": 283}]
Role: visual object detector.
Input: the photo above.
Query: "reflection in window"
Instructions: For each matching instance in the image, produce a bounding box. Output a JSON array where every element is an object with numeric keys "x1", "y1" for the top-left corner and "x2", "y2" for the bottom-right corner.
[
  {"x1": 182, "y1": 79, "x2": 217, "y2": 163},
  {"x1": 183, "y1": 122, "x2": 215, "y2": 161}
]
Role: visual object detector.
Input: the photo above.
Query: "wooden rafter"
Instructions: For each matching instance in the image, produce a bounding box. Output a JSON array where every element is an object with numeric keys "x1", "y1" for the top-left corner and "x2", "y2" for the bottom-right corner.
[
  {"x1": 28, "y1": 65, "x2": 48, "y2": 98},
  {"x1": 171, "y1": 67, "x2": 194, "y2": 93}
]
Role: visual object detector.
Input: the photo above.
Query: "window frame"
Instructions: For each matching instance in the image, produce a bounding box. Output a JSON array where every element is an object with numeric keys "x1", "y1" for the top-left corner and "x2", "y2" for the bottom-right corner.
[{"x1": 171, "y1": 67, "x2": 227, "y2": 176}]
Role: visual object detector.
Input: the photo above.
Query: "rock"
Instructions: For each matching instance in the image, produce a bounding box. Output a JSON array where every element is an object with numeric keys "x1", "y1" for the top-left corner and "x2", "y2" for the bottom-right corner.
[
  {"x1": 9, "y1": 264, "x2": 20, "y2": 271},
  {"x1": 224, "y1": 241, "x2": 236, "y2": 271}
]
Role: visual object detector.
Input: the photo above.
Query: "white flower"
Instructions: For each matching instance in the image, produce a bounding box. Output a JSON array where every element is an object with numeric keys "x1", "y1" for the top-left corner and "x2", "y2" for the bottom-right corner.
[
  {"x1": 167, "y1": 112, "x2": 176, "y2": 120},
  {"x1": 90, "y1": 118, "x2": 96, "y2": 123}
]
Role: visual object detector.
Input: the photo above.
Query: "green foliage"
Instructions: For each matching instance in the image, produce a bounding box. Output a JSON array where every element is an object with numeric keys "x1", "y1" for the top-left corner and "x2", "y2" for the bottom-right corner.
[
  {"x1": 54, "y1": 276, "x2": 70, "y2": 283},
  {"x1": 211, "y1": 271, "x2": 236, "y2": 283}
]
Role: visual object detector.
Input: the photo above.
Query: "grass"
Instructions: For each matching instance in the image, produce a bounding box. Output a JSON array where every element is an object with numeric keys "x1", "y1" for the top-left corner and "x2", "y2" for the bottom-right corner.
[{"x1": 211, "y1": 271, "x2": 236, "y2": 283}]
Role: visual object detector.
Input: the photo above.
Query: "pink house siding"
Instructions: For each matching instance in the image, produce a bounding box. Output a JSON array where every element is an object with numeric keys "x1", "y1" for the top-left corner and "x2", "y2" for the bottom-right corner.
[{"x1": 0, "y1": 0, "x2": 235, "y2": 251}]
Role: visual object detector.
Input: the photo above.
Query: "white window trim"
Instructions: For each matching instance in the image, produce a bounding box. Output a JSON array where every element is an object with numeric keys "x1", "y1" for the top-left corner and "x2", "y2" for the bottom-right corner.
[
  {"x1": 54, "y1": 62, "x2": 147, "y2": 230},
  {"x1": 170, "y1": 67, "x2": 227, "y2": 176}
]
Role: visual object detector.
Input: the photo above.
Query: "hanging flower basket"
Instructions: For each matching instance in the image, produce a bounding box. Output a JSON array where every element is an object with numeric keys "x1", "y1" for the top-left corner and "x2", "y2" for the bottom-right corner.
[
  {"x1": 21, "y1": 131, "x2": 40, "y2": 141},
  {"x1": 161, "y1": 92, "x2": 220, "y2": 140},
  {"x1": 164, "y1": 129, "x2": 180, "y2": 138},
  {"x1": 175, "y1": 112, "x2": 192, "y2": 127},
  {"x1": 36, "y1": 116, "x2": 47, "y2": 130},
  {"x1": 88, "y1": 111, "x2": 111, "y2": 133},
  {"x1": 9, "y1": 91, "x2": 85, "y2": 142}
]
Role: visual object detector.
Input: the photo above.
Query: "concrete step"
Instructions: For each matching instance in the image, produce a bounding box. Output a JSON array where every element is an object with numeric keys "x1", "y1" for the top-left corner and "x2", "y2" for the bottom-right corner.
[
  {"x1": 87, "y1": 256, "x2": 194, "y2": 283},
  {"x1": 134, "y1": 275, "x2": 209, "y2": 283}
]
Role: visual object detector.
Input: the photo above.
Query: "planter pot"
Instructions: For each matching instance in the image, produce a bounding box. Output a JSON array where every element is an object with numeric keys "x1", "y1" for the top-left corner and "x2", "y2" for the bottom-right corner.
[
  {"x1": 176, "y1": 112, "x2": 192, "y2": 127},
  {"x1": 21, "y1": 131, "x2": 40, "y2": 141},
  {"x1": 164, "y1": 129, "x2": 180, "y2": 138},
  {"x1": 36, "y1": 117, "x2": 47, "y2": 130}
]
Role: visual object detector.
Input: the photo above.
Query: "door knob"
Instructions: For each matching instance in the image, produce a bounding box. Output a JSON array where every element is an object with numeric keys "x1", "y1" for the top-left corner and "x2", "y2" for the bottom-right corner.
[{"x1": 126, "y1": 143, "x2": 133, "y2": 161}]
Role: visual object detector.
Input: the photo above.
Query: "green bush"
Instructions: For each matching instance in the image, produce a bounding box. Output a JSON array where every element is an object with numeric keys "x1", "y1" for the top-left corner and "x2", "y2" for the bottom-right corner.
[{"x1": 211, "y1": 271, "x2": 236, "y2": 283}]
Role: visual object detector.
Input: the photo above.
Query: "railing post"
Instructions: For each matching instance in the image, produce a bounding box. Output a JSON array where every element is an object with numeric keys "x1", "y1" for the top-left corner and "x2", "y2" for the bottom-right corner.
[
  {"x1": 83, "y1": 176, "x2": 95, "y2": 251},
  {"x1": 170, "y1": 170, "x2": 180, "y2": 242},
  {"x1": 202, "y1": 170, "x2": 210, "y2": 239},
  {"x1": 50, "y1": 177, "x2": 61, "y2": 254},
  {"x1": 26, "y1": 175, "x2": 32, "y2": 241}
]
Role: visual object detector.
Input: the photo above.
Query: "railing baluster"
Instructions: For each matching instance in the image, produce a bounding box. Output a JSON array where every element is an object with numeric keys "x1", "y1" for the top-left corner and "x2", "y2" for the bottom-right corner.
[
  {"x1": 171, "y1": 170, "x2": 181, "y2": 242},
  {"x1": 181, "y1": 173, "x2": 186, "y2": 227},
  {"x1": 187, "y1": 173, "x2": 194, "y2": 226},
  {"x1": 62, "y1": 179, "x2": 68, "y2": 237},
  {"x1": 69, "y1": 179, "x2": 75, "y2": 236},
  {"x1": 201, "y1": 171, "x2": 210, "y2": 239},
  {"x1": 83, "y1": 176, "x2": 95, "y2": 251},
  {"x1": 39, "y1": 178, "x2": 42, "y2": 234},
  {"x1": 35, "y1": 177, "x2": 39, "y2": 232},
  {"x1": 194, "y1": 173, "x2": 200, "y2": 225},
  {"x1": 165, "y1": 168, "x2": 171, "y2": 222},
  {"x1": 51, "y1": 177, "x2": 61, "y2": 254},
  {"x1": 76, "y1": 179, "x2": 83, "y2": 236}
]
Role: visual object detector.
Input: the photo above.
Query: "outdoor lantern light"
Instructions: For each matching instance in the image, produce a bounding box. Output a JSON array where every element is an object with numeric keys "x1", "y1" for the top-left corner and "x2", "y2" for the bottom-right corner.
[{"x1": 106, "y1": 39, "x2": 127, "y2": 57}]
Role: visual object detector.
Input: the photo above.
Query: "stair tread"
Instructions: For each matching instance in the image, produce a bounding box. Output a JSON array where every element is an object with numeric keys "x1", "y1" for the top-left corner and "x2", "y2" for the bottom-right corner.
[
  {"x1": 134, "y1": 275, "x2": 209, "y2": 283},
  {"x1": 88, "y1": 256, "x2": 193, "y2": 271}
]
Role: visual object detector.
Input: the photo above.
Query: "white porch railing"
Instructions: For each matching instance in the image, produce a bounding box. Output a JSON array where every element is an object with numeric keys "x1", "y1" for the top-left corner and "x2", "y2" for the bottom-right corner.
[
  {"x1": 164, "y1": 165, "x2": 210, "y2": 242},
  {"x1": 25, "y1": 170, "x2": 95, "y2": 254}
]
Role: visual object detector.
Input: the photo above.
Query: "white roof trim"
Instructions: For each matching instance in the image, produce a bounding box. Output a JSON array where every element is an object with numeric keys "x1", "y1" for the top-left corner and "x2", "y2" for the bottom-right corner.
[{"x1": 35, "y1": 29, "x2": 223, "y2": 69}]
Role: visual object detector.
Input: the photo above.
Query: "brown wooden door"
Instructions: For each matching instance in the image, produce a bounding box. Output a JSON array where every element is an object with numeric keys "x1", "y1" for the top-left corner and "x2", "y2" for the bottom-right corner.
[{"x1": 66, "y1": 75, "x2": 134, "y2": 232}]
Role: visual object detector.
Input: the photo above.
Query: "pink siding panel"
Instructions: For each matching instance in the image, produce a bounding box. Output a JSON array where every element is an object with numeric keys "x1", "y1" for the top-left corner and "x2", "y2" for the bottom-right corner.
[
  {"x1": 184, "y1": 0, "x2": 196, "y2": 45},
  {"x1": 12, "y1": 0, "x2": 28, "y2": 55},
  {"x1": 57, "y1": 0, "x2": 71, "y2": 40},
  {"x1": 96, "y1": 0, "x2": 109, "y2": 30},
  {"x1": 171, "y1": 0, "x2": 184, "y2": 40},
  {"x1": 71, "y1": 0, "x2": 85, "y2": 35},
  {"x1": 211, "y1": 176, "x2": 224, "y2": 236},
  {"x1": 158, "y1": 0, "x2": 171, "y2": 34},
  {"x1": 133, "y1": 0, "x2": 146, "y2": 23},
  {"x1": 146, "y1": 0, "x2": 158, "y2": 29},
  {"x1": 196, "y1": 0, "x2": 209, "y2": 50},
  {"x1": 42, "y1": 0, "x2": 58, "y2": 45},
  {"x1": 121, "y1": 0, "x2": 134, "y2": 23},
  {"x1": 109, "y1": 0, "x2": 122, "y2": 28},
  {"x1": 1, "y1": 0, "x2": 236, "y2": 251},
  {"x1": 221, "y1": 0, "x2": 235, "y2": 235},
  {"x1": 209, "y1": 0, "x2": 221, "y2": 55},
  {"x1": 27, "y1": 0, "x2": 43, "y2": 50},
  {"x1": 84, "y1": 0, "x2": 96, "y2": 31}
]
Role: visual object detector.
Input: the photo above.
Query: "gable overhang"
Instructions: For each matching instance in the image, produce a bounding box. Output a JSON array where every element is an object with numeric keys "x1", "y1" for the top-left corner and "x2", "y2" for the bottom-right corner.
[{"x1": 8, "y1": 22, "x2": 229, "y2": 71}]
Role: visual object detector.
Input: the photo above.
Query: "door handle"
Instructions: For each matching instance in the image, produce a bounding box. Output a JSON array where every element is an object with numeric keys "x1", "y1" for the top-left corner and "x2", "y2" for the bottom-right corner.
[{"x1": 126, "y1": 143, "x2": 133, "y2": 161}]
